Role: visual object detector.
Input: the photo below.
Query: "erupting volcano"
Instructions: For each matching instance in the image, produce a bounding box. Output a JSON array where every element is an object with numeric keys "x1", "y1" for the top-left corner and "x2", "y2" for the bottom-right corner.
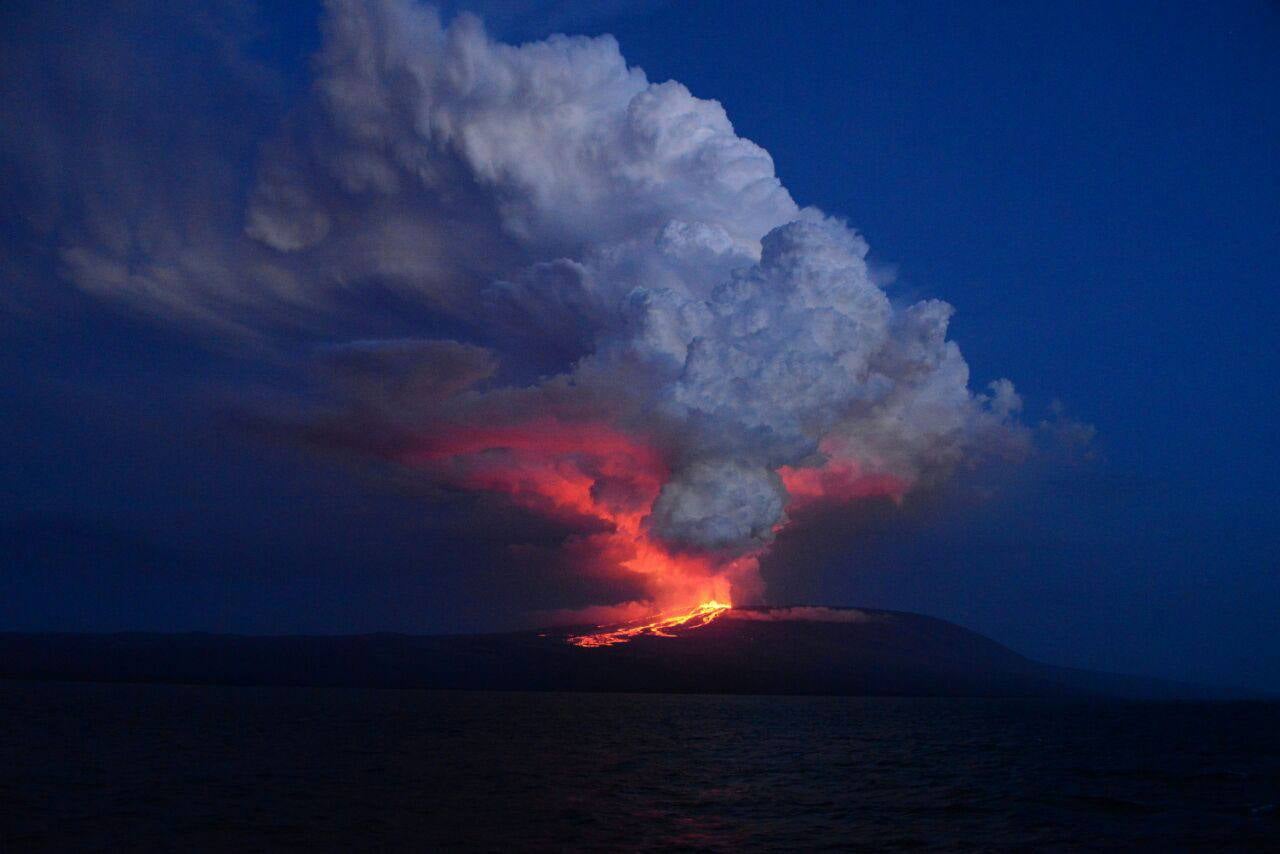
[
  {"x1": 237, "y1": 1, "x2": 1029, "y2": 629},
  {"x1": 401, "y1": 414, "x2": 921, "y2": 642}
]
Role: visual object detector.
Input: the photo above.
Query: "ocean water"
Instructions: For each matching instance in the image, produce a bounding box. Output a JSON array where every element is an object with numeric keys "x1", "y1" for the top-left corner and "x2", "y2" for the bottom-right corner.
[{"x1": 1, "y1": 682, "x2": 1276, "y2": 851}]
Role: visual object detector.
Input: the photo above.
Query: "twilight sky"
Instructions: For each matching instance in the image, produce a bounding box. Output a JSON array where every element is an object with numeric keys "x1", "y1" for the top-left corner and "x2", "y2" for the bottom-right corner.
[{"x1": 1, "y1": 0, "x2": 1277, "y2": 691}]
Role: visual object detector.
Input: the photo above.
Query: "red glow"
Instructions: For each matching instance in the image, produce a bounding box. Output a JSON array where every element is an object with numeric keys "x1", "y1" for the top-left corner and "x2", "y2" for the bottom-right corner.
[
  {"x1": 779, "y1": 439, "x2": 908, "y2": 510},
  {"x1": 405, "y1": 419, "x2": 739, "y2": 620},
  {"x1": 405, "y1": 421, "x2": 905, "y2": 646}
]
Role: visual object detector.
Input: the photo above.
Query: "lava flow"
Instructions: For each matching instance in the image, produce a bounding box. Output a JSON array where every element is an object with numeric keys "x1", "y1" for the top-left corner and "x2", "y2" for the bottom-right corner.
[{"x1": 567, "y1": 600, "x2": 732, "y2": 648}]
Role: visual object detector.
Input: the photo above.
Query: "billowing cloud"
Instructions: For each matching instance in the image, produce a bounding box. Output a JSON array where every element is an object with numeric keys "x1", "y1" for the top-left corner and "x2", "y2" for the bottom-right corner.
[{"x1": 14, "y1": 0, "x2": 1034, "y2": 615}]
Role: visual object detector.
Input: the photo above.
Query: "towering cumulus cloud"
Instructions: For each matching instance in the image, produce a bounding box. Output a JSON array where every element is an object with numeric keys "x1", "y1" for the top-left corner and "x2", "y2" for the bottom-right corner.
[{"x1": 51, "y1": 0, "x2": 1029, "y2": 618}]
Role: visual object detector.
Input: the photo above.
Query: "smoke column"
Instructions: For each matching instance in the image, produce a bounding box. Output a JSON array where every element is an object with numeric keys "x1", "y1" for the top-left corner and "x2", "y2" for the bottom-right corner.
[{"x1": 60, "y1": 0, "x2": 1029, "y2": 622}]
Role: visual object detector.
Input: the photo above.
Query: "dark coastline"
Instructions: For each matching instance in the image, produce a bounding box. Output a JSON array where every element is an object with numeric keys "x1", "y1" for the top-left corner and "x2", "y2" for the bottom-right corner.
[{"x1": 0, "y1": 607, "x2": 1250, "y2": 699}]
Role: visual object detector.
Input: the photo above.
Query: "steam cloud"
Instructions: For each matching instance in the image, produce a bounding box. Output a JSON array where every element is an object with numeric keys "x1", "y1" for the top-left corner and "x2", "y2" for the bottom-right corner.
[{"x1": 28, "y1": 0, "x2": 1030, "y2": 612}]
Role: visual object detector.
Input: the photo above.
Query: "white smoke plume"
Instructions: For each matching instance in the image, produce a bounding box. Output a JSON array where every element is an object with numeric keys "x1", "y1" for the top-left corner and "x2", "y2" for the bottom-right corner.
[{"x1": 34, "y1": 0, "x2": 1030, "y2": 604}]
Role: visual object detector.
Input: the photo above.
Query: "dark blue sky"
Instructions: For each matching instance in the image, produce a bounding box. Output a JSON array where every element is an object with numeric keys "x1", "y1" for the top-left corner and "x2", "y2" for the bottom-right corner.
[{"x1": 1, "y1": 0, "x2": 1277, "y2": 691}]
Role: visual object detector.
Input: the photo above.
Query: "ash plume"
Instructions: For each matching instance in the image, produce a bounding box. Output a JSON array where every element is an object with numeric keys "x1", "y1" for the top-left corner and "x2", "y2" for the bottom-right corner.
[{"x1": 23, "y1": 0, "x2": 1032, "y2": 613}]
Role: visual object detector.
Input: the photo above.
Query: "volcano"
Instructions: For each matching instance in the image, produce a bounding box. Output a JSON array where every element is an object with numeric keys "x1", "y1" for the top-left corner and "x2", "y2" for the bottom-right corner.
[{"x1": 0, "y1": 607, "x2": 1232, "y2": 698}]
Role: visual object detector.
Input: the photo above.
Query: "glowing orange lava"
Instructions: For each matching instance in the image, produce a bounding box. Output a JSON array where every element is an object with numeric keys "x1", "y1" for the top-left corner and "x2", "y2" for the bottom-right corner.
[{"x1": 567, "y1": 600, "x2": 732, "y2": 648}]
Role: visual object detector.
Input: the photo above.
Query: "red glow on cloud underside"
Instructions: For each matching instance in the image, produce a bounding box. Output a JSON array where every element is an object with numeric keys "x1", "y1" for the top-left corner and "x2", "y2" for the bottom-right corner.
[
  {"x1": 778, "y1": 462, "x2": 907, "y2": 508},
  {"x1": 406, "y1": 419, "x2": 741, "y2": 616},
  {"x1": 405, "y1": 421, "x2": 906, "y2": 645},
  {"x1": 779, "y1": 437, "x2": 909, "y2": 509}
]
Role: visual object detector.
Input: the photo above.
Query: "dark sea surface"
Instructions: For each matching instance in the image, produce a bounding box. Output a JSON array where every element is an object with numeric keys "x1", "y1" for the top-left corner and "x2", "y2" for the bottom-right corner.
[{"x1": 1, "y1": 682, "x2": 1277, "y2": 851}]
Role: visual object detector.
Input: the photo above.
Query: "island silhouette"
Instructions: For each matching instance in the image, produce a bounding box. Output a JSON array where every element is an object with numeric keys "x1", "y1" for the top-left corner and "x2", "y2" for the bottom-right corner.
[{"x1": 0, "y1": 607, "x2": 1241, "y2": 698}]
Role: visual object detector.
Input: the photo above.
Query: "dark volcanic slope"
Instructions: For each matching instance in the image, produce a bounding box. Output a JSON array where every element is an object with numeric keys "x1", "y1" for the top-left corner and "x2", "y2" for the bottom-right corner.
[{"x1": 0, "y1": 607, "x2": 1220, "y2": 698}]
